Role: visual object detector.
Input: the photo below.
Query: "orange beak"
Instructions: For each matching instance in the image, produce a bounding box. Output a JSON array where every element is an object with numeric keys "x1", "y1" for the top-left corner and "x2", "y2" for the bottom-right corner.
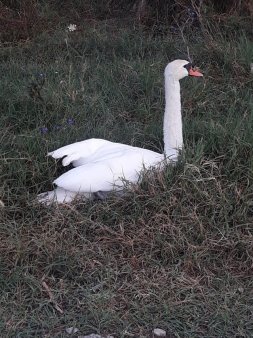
[{"x1": 189, "y1": 67, "x2": 203, "y2": 77}]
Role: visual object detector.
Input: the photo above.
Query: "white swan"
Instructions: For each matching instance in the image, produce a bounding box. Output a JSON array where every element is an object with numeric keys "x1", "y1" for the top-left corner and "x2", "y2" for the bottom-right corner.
[{"x1": 38, "y1": 59, "x2": 203, "y2": 204}]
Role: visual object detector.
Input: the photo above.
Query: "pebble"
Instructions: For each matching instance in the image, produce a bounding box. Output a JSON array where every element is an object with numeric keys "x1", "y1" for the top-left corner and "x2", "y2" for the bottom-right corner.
[
  {"x1": 66, "y1": 327, "x2": 79, "y2": 334},
  {"x1": 78, "y1": 335, "x2": 114, "y2": 338},
  {"x1": 153, "y1": 328, "x2": 166, "y2": 337}
]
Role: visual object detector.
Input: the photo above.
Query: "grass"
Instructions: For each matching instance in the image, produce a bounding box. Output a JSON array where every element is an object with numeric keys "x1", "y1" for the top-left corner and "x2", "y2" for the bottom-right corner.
[{"x1": 0, "y1": 9, "x2": 253, "y2": 338}]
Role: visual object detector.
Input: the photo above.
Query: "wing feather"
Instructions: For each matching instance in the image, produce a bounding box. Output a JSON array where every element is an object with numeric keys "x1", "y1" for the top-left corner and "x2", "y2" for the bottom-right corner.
[
  {"x1": 54, "y1": 147, "x2": 163, "y2": 193},
  {"x1": 48, "y1": 138, "x2": 113, "y2": 167}
]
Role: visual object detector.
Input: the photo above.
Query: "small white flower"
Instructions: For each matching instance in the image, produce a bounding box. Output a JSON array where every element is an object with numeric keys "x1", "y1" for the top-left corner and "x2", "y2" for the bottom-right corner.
[{"x1": 67, "y1": 24, "x2": 77, "y2": 32}]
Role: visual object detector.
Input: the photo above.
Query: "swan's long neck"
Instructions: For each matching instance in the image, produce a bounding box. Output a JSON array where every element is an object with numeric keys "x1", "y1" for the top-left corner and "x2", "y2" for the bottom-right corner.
[{"x1": 163, "y1": 77, "x2": 183, "y2": 157}]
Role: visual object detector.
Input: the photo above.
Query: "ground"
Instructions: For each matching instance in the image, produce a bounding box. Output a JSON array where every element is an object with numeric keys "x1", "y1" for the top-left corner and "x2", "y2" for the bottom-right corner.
[{"x1": 0, "y1": 4, "x2": 253, "y2": 338}]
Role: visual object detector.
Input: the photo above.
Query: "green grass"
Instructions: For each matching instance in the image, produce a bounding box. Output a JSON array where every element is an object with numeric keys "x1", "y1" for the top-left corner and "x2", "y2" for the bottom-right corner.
[{"x1": 0, "y1": 14, "x2": 253, "y2": 338}]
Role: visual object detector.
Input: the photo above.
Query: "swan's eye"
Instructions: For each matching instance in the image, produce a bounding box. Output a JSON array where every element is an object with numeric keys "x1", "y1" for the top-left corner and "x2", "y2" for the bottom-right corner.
[{"x1": 183, "y1": 63, "x2": 192, "y2": 71}]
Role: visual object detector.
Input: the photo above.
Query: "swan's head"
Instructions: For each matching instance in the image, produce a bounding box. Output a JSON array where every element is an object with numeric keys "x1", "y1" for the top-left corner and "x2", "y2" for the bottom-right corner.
[{"x1": 165, "y1": 59, "x2": 203, "y2": 81}]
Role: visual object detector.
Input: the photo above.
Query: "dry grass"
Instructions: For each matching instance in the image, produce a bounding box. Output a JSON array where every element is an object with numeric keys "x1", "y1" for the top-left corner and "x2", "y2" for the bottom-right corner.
[
  {"x1": 1, "y1": 159, "x2": 253, "y2": 336},
  {"x1": 0, "y1": 2, "x2": 253, "y2": 337}
]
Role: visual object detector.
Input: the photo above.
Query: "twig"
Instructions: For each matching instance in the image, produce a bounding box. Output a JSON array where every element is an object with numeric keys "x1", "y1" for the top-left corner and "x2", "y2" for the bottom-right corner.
[
  {"x1": 42, "y1": 281, "x2": 64, "y2": 314},
  {"x1": 172, "y1": 15, "x2": 192, "y2": 63}
]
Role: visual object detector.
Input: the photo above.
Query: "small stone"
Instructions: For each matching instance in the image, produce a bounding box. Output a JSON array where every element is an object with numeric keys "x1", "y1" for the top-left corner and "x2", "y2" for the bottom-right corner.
[
  {"x1": 250, "y1": 63, "x2": 253, "y2": 74},
  {"x1": 153, "y1": 328, "x2": 166, "y2": 337},
  {"x1": 77, "y1": 335, "x2": 102, "y2": 338},
  {"x1": 66, "y1": 327, "x2": 79, "y2": 334},
  {"x1": 77, "y1": 335, "x2": 114, "y2": 338}
]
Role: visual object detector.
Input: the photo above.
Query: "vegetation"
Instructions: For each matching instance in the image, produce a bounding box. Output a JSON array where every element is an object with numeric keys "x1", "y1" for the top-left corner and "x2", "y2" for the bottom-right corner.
[{"x1": 0, "y1": 1, "x2": 252, "y2": 337}]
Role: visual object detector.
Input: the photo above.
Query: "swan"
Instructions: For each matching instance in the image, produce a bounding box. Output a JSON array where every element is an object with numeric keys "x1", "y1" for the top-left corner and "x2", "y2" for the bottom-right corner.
[{"x1": 38, "y1": 59, "x2": 203, "y2": 204}]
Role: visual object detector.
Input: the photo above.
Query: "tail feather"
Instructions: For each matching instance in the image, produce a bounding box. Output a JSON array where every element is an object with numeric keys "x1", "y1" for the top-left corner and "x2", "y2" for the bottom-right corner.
[{"x1": 37, "y1": 187, "x2": 93, "y2": 205}]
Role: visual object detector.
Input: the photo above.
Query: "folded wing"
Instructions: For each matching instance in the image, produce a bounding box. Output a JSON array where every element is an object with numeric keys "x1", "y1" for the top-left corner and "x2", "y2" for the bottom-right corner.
[
  {"x1": 48, "y1": 138, "x2": 114, "y2": 167},
  {"x1": 53, "y1": 146, "x2": 163, "y2": 193}
]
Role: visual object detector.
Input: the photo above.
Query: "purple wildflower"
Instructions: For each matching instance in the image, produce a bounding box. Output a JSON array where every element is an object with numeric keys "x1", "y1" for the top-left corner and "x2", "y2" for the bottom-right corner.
[
  {"x1": 66, "y1": 118, "x2": 74, "y2": 125},
  {"x1": 39, "y1": 127, "x2": 48, "y2": 134}
]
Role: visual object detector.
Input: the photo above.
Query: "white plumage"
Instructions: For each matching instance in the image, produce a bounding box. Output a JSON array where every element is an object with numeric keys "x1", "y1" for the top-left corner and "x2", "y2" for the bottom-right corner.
[{"x1": 37, "y1": 60, "x2": 202, "y2": 204}]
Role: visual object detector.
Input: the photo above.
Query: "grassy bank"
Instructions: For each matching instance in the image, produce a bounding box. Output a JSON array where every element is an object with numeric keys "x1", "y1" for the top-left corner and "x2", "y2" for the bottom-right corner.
[{"x1": 0, "y1": 8, "x2": 253, "y2": 338}]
